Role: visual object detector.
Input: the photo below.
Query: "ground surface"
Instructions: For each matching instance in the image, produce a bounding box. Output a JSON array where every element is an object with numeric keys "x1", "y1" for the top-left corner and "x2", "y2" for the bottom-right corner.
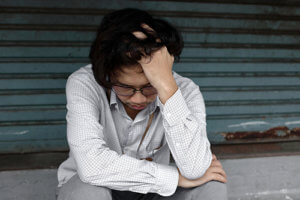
[{"x1": 1, "y1": 155, "x2": 300, "y2": 200}]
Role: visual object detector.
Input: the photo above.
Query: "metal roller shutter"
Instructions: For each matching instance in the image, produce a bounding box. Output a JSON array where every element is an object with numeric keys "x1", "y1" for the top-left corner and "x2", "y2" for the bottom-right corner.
[{"x1": 0, "y1": 0, "x2": 299, "y2": 154}]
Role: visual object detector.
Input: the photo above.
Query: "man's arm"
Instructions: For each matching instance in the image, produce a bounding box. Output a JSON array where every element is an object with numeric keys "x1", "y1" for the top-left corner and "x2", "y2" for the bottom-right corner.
[
  {"x1": 139, "y1": 47, "x2": 227, "y2": 184},
  {"x1": 65, "y1": 73, "x2": 179, "y2": 196},
  {"x1": 178, "y1": 154, "x2": 227, "y2": 188}
]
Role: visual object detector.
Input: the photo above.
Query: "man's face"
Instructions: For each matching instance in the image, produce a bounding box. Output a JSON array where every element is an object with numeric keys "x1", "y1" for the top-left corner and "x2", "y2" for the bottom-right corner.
[{"x1": 111, "y1": 65, "x2": 157, "y2": 113}]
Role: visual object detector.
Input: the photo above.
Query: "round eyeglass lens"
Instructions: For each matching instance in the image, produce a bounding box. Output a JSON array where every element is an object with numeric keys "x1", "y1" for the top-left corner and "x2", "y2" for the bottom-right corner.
[
  {"x1": 112, "y1": 85, "x2": 133, "y2": 96},
  {"x1": 142, "y1": 87, "x2": 157, "y2": 96}
]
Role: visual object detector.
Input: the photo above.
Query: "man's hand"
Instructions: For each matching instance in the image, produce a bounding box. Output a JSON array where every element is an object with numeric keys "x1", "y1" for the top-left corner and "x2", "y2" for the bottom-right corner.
[
  {"x1": 138, "y1": 46, "x2": 178, "y2": 104},
  {"x1": 178, "y1": 154, "x2": 227, "y2": 188}
]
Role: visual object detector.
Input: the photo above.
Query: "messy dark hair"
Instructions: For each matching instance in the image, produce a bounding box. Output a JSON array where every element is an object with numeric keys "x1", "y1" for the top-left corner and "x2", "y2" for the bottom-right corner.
[{"x1": 89, "y1": 8, "x2": 184, "y2": 88}]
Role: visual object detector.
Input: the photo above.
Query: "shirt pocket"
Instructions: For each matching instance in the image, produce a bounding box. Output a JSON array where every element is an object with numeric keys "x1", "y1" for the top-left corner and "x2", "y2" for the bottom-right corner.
[{"x1": 146, "y1": 140, "x2": 164, "y2": 158}]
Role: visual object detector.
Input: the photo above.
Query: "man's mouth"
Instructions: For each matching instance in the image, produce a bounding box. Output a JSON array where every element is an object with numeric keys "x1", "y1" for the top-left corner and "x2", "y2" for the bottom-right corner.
[{"x1": 130, "y1": 104, "x2": 147, "y2": 110}]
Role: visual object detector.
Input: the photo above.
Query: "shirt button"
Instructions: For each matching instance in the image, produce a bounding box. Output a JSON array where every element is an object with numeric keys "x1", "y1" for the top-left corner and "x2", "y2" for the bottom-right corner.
[
  {"x1": 175, "y1": 143, "x2": 180, "y2": 147},
  {"x1": 166, "y1": 113, "x2": 171, "y2": 117}
]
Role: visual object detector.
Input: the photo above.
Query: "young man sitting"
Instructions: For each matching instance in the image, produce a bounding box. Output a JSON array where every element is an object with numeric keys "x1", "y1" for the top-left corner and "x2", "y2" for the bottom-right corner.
[{"x1": 57, "y1": 8, "x2": 227, "y2": 200}]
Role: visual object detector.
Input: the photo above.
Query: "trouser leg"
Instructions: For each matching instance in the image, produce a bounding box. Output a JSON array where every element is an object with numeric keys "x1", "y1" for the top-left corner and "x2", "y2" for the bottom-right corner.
[
  {"x1": 56, "y1": 174, "x2": 112, "y2": 200},
  {"x1": 56, "y1": 174, "x2": 156, "y2": 200},
  {"x1": 189, "y1": 181, "x2": 228, "y2": 200},
  {"x1": 112, "y1": 190, "x2": 156, "y2": 200},
  {"x1": 56, "y1": 176, "x2": 227, "y2": 200},
  {"x1": 153, "y1": 181, "x2": 228, "y2": 200}
]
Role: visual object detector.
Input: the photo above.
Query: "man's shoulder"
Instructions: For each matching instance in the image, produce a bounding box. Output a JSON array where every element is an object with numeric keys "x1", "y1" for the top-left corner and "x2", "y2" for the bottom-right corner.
[
  {"x1": 173, "y1": 71, "x2": 200, "y2": 92},
  {"x1": 67, "y1": 64, "x2": 102, "y2": 89},
  {"x1": 173, "y1": 71, "x2": 191, "y2": 82},
  {"x1": 66, "y1": 64, "x2": 106, "y2": 98},
  {"x1": 68, "y1": 64, "x2": 94, "y2": 81}
]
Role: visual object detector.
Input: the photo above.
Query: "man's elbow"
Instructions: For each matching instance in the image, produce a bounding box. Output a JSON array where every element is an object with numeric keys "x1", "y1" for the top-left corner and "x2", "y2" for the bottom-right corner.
[
  {"x1": 179, "y1": 165, "x2": 209, "y2": 180},
  {"x1": 77, "y1": 168, "x2": 93, "y2": 183},
  {"x1": 179, "y1": 156, "x2": 212, "y2": 179},
  {"x1": 76, "y1": 162, "x2": 104, "y2": 185}
]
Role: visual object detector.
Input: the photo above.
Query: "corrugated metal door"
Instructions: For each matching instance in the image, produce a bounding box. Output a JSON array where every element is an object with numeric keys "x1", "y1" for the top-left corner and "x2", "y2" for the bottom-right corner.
[{"x1": 0, "y1": 0, "x2": 299, "y2": 153}]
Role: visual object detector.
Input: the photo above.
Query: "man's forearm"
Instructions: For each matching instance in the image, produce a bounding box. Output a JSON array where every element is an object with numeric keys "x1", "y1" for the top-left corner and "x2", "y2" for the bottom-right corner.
[
  {"x1": 159, "y1": 87, "x2": 212, "y2": 179},
  {"x1": 156, "y1": 77, "x2": 178, "y2": 104}
]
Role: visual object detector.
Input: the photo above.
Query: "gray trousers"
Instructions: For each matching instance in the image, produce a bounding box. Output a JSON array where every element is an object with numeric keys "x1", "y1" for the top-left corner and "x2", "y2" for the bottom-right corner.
[{"x1": 57, "y1": 174, "x2": 228, "y2": 200}]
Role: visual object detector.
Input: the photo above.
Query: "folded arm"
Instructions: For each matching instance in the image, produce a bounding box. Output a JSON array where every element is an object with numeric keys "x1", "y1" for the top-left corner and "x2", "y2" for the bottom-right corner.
[
  {"x1": 159, "y1": 79, "x2": 212, "y2": 180},
  {"x1": 66, "y1": 74, "x2": 178, "y2": 196}
]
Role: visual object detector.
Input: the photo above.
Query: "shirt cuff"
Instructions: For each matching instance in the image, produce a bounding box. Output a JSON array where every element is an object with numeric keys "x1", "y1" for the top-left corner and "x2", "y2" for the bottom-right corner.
[
  {"x1": 158, "y1": 89, "x2": 191, "y2": 126},
  {"x1": 152, "y1": 164, "x2": 179, "y2": 196}
]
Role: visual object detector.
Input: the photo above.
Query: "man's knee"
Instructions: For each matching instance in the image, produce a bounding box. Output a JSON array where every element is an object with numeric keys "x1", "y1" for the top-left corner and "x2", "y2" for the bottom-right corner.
[
  {"x1": 192, "y1": 181, "x2": 228, "y2": 200},
  {"x1": 57, "y1": 174, "x2": 112, "y2": 200}
]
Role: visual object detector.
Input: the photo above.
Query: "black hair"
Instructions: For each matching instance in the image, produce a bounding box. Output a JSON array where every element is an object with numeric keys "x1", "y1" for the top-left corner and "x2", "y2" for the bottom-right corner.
[{"x1": 89, "y1": 8, "x2": 184, "y2": 88}]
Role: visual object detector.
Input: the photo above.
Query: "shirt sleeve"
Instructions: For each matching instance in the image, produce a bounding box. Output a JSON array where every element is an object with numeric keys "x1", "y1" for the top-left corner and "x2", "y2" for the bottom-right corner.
[
  {"x1": 157, "y1": 78, "x2": 212, "y2": 180},
  {"x1": 65, "y1": 74, "x2": 179, "y2": 196}
]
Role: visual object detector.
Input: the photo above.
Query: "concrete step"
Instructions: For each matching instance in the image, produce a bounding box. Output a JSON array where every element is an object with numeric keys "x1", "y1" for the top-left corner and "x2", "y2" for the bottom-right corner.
[{"x1": 1, "y1": 155, "x2": 300, "y2": 200}]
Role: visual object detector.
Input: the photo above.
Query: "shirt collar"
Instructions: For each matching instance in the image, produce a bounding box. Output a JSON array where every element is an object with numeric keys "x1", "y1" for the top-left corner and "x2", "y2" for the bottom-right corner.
[{"x1": 109, "y1": 89, "x2": 118, "y2": 106}]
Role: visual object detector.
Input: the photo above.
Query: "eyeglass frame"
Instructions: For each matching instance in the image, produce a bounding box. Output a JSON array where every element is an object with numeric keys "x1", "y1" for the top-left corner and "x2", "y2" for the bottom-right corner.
[{"x1": 111, "y1": 83, "x2": 157, "y2": 97}]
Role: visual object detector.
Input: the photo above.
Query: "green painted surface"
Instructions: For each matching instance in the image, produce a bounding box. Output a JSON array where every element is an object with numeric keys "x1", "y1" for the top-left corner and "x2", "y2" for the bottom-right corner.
[
  {"x1": 0, "y1": 0, "x2": 299, "y2": 153},
  {"x1": 0, "y1": 105, "x2": 66, "y2": 121},
  {"x1": 0, "y1": 124, "x2": 66, "y2": 141},
  {"x1": 0, "y1": 93, "x2": 66, "y2": 106},
  {"x1": 0, "y1": 140, "x2": 68, "y2": 153},
  {"x1": 1, "y1": 30, "x2": 300, "y2": 45}
]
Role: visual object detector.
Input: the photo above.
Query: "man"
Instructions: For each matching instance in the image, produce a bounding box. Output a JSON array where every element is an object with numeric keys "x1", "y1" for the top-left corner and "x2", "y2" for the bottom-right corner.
[{"x1": 57, "y1": 8, "x2": 227, "y2": 200}]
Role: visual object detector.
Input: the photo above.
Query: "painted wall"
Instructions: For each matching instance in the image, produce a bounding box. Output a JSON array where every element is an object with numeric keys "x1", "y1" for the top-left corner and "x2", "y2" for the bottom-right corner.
[{"x1": 0, "y1": 0, "x2": 299, "y2": 153}]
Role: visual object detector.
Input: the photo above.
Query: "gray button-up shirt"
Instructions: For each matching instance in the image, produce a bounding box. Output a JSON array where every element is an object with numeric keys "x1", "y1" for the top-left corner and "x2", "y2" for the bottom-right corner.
[{"x1": 57, "y1": 64, "x2": 212, "y2": 196}]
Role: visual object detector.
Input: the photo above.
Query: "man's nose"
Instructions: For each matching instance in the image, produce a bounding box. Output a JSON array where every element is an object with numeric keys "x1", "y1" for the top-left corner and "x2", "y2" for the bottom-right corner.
[{"x1": 130, "y1": 91, "x2": 147, "y2": 103}]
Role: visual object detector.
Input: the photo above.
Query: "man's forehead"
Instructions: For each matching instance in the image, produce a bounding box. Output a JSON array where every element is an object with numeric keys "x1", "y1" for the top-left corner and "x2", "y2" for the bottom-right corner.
[
  {"x1": 111, "y1": 65, "x2": 149, "y2": 86},
  {"x1": 115, "y1": 65, "x2": 144, "y2": 75}
]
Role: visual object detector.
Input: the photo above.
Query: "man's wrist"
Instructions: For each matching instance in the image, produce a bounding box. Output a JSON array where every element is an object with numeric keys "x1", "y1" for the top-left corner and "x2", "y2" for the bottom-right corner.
[
  {"x1": 177, "y1": 168, "x2": 183, "y2": 187},
  {"x1": 157, "y1": 77, "x2": 178, "y2": 104}
]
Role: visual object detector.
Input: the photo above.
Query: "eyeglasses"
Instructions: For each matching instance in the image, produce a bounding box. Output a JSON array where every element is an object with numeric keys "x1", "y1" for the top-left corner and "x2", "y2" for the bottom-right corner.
[{"x1": 112, "y1": 84, "x2": 157, "y2": 96}]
